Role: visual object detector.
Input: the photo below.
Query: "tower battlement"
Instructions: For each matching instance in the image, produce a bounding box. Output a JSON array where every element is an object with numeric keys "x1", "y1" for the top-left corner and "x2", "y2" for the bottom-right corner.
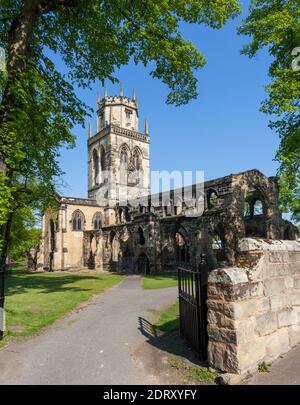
[
  {"x1": 94, "y1": 85, "x2": 142, "y2": 134},
  {"x1": 97, "y1": 95, "x2": 138, "y2": 109}
]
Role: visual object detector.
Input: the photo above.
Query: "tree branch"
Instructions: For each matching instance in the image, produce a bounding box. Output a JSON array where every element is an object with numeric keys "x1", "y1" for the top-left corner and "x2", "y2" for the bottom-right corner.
[{"x1": 38, "y1": 0, "x2": 79, "y2": 14}]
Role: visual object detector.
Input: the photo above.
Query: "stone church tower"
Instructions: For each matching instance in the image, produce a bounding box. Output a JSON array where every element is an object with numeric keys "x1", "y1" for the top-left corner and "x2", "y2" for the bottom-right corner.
[{"x1": 87, "y1": 85, "x2": 150, "y2": 211}]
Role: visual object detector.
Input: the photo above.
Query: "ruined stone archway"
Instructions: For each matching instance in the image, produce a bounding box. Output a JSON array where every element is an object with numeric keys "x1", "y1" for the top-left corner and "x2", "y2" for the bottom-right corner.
[
  {"x1": 136, "y1": 253, "x2": 150, "y2": 275},
  {"x1": 174, "y1": 225, "x2": 190, "y2": 264},
  {"x1": 243, "y1": 187, "x2": 267, "y2": 238}
]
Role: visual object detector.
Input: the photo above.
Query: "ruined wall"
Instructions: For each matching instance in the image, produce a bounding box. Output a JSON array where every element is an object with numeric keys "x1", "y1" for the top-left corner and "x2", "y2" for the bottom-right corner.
[
  {"x1": 207, "y1": 238, "x2": 300, "y2": 375},
  {"x1": 39, "y1": 169, "x2": 297, "y2": 272}
]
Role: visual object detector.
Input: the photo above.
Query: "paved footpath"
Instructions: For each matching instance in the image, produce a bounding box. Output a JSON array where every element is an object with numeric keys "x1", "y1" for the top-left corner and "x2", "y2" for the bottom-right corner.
[
  {"x1": 0, "y1": 276, "x2": 177, "y2": 385},
  {"x1": 248, "y1": 344, "x2": 300, "y2": 385}
]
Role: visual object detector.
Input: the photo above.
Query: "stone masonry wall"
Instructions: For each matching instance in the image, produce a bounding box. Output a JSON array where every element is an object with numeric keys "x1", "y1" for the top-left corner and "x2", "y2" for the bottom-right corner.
[{"x1": 207, "y1": 238, "x2": 300, "y2": 375}]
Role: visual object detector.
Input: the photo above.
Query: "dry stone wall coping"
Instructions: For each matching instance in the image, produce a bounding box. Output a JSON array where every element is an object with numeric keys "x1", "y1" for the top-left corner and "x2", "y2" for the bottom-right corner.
[
  {"x1": 208, "y1": 267, "x2": 248, "y2": 285},
  {"x1": 238, "y1": 238, "x2": 300, "y2": 252}
]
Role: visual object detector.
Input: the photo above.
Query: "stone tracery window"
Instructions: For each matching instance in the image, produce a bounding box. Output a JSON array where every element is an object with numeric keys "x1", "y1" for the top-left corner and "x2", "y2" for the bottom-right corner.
[
  {"x1": 132, "y1": 147, "x2": 142, "y2": 171},
  {"x1": 72, "y1": 210, "x2": 85, "y2": 231},
  {"x1": 93, "y1": 212, "x2": 103, "y2": 230},
  {"x1": 120, "y1": 144, "x2": 129, "y2": 166},
  {"x1": 92, "y1": 149, "x2": 99, "y2": 185},
  {"x1": 120, "y1": 144, "x2": 129, "y2": 185}
]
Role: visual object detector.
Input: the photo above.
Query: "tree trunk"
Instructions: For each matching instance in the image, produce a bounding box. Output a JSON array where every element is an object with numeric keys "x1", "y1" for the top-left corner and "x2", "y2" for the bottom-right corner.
[
  {"x1": 0, "y1": 0, "x2": 40, "y2": 291},
  {"x1": 0, "y1": 0, "x2": 79, "y2": 339},
  {"x1": 0, "y1": 212, "x2": 13, "y2": 339},
  {"x1": 0, "y1": 0, "x2": 40, "y2": 126}
]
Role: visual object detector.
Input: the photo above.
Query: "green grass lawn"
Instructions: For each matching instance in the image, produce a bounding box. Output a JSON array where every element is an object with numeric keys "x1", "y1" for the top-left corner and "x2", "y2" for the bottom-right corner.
[
  {"x1": 153, "y1": 300, "x2": 216, "y2": 384},
  {"x1": 154, "y1": 300, "x2": 179, "y2": 333},
  {"x1": 142, "y1": 272, "x2": 178, "y2": 289},
  {"x1": 3, "y1": 264, "x2": 123, "y2": 338}
]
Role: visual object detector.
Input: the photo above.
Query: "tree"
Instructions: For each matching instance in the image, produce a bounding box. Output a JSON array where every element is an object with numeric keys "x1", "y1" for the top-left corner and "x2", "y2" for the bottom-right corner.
[
  {"x1": 238, "y1": 0, "x2": 300, "y2": 219},
  {"x1": 0, "y1": 0, "x2": 241, "y2": 337},
  {"x1": 8, "y1": 207, "x2": 41, "y2": 264}
]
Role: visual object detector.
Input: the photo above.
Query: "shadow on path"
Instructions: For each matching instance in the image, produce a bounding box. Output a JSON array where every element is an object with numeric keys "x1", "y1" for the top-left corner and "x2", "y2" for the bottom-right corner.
[{"x1": 137, "y1": 316, "x2": 207, "y2": 368}]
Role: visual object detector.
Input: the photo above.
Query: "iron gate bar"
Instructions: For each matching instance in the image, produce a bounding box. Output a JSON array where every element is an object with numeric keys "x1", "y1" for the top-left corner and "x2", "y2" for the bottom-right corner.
[{"x1": 178, "y1": 263, "x2": 208, "y2": 360}]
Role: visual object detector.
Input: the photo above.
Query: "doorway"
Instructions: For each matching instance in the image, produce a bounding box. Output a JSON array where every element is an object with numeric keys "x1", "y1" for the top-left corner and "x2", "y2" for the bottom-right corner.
[{"x1": 136, "y1": 253, "x2": 150, "y2": 275}]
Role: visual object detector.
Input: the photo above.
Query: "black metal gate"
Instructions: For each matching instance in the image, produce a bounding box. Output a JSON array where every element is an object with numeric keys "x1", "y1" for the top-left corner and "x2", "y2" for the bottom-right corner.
[{"x1": 178, "y1": 260, "x2": 208, "y2": 359}]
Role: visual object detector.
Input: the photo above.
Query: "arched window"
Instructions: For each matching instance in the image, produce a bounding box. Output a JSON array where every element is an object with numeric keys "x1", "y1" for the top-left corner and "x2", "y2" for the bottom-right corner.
[
  {"x1": 120, "y1": 144, "x2": 129, "y2": 167},
  {"x1": 244, "y1": 188, "x2": 267, "y2": 237},
  {"x1": 100, "y1": 145, "x2": 106, "y2": 172},
  {"x1": 139, "y1": 226, "x2": 145, "y2": 245},
  {"x1": 93, "y1": 149, "x2": 99, "y2": 185},
  {"x1": 212, "y1": 234, "x2": 223, "y2": 250},
  {"x1": 132, "y1": 147, "x2": 141, "y2": 170},
  {"x1": 212, "y1": 232, "x2": 225, "y2": 263},
  {"x1": 175, "y1": 231, "x2": 189, "y2": 263},
  {"x1": 93, "y1": 212, "x2": 103, "y2": 230},
  {"x1": 207, "y1": 189, "x2": 218, "y2": 209},
  {"x1": 124, "y1": 207, "x2": 131, "y2": 222},
  {"x1": 110, "y1": 230, "x2": 116, "y2": 244},
  {"x1": 120, "y1": 144, "x2": 129, "y2": 185},
  {"x1": 137, "y1": 253, "x2": 150, "y2": 274},
  {"x1": 109, "y1": 230, "x2": 119, "y2": 262},
  {"x1": 72, "y1": 210, "x2": 85, "y2": 231},
  {"x1": 50, "y1": 220, "x2": 56, "y2": 251},
  {"x1": 244, "y1": 189, "x2": 265, "y2": 219},
  {"x1": 118, "y1": 207, "x2": 123, "y2": 223}
]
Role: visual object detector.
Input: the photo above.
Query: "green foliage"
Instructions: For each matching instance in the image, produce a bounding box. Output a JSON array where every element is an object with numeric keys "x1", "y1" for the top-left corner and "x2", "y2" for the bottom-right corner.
[
  {"x1": 0, "y1": 0, "x2": 241, "y2": 256},
  {"x1": 258, "y1": 361, "x2": 270, "y2": 373},
  {"x1": 238, "y1": 0, "x2": 300, "y2": 218},
  {"x1": 0, "y1": 0, "x2": 241, "y2": 105},
  {"x1": 193, "y1": 366, "x2": 217, "y2": 384},
  {"x1": 0, "y1": 171, "x2": 11, "y2": 222},
  {"x1": 8, "y1": 207, "x2": 41, "y2": 260},
  {"x1": 170, "y1": 358, "x2": 217, "y2": 384}
]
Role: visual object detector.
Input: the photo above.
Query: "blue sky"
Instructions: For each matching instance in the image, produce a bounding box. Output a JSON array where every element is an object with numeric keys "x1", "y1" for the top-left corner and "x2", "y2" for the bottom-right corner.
[{"x1": 57, "y1": 1, "x2": 278, "y2": 198}]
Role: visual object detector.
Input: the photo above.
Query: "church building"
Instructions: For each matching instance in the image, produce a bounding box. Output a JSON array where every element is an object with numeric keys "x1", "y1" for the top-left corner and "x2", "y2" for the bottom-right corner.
[{"x1": 38, "y1": 88, "x2": 298, "y2": 273}]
